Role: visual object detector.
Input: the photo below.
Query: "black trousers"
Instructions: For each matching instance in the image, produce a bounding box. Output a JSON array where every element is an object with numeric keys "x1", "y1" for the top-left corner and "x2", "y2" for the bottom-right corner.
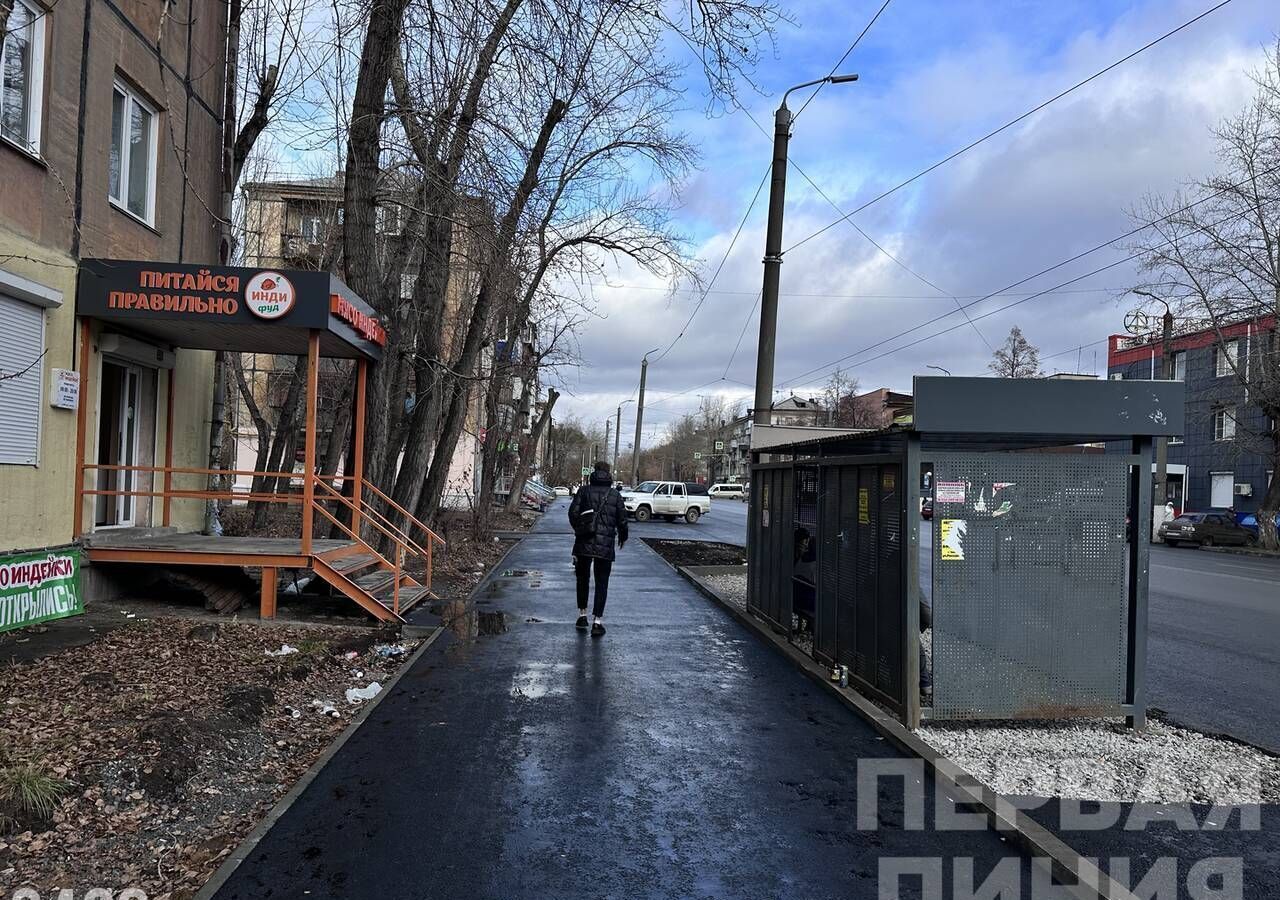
[{"x1": 574, "y1": 556, "x2": 613, "y2": 617}]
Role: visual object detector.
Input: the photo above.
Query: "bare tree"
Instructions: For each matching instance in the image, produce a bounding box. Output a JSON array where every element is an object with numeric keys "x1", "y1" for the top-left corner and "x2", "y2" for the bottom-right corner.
[
  {"x1": 988, "y1": 326, "x2": 1044, "y2": 378},
  {"x1": 1128, "y1": 42, "x2": 1280, "y2": 549},
  {"x1": 822, "y1": 367, "x2": 861, "y2": 426}
]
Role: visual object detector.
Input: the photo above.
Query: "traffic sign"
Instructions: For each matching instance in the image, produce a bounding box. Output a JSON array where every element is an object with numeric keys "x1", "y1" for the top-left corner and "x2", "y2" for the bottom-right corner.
[
  {"x1": 693, "y1": 452, "x2": 702, "y2": 460},
  {"x1": 714, "y1": 441, "x2": 724, "y2": 451},
  {"x1": 580, "y1": 467, "x2": 591, "y2": 476}
]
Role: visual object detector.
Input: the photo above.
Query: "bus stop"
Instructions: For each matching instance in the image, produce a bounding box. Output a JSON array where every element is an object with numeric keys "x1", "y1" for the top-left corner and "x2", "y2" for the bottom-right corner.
[{"x1": 748, "y1": 376, "x2": 1183, "y2": 729}]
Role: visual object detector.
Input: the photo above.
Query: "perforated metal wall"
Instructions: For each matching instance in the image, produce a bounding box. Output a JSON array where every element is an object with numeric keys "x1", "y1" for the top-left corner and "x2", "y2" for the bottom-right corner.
[{"x1": 930, "y1": 452, "x2": 1129, "y2": 719}]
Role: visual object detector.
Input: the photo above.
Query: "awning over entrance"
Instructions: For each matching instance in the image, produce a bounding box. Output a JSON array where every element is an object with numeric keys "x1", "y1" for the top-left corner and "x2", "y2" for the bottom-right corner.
[{"x1": 76, "y1": 259, "x2": 385, "y2": 360}]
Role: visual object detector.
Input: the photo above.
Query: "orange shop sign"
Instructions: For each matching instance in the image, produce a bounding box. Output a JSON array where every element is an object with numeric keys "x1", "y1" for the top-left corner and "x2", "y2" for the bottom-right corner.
[{"x1": 330, "y1": 294, "x2": 387, "y2": 346}]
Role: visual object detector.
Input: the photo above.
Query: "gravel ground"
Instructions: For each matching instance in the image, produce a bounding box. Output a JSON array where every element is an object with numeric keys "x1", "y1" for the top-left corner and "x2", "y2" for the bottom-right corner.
[
  {"x1": 704, "y1": 573, "x2": 747, "y2": 612},
  {"x1": 693, "y1": 571, "x2": 1276, "y2": 805}
]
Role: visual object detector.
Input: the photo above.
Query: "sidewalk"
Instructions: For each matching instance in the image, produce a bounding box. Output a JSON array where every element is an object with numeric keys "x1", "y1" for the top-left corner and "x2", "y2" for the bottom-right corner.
[{"x1": 210, "y1": 509, "x2": 1034, "y2": 899}]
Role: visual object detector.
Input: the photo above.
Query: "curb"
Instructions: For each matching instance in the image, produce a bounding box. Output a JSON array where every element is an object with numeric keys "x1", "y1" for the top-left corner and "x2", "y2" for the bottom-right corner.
[
  {"x1": 193, "y1": 626, "x2": 444, "y2": 900},
  {"x1": 674, "y1": 564, "x2": 1137, "y2": 900},
  {"x1": 1197, "y1": 545, "x2": 1280, "y2": 559}
]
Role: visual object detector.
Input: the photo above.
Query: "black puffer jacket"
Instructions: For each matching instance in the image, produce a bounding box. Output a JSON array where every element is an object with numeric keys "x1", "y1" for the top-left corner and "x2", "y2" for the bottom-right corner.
[{"x1": 569, "y1": 470, "x2": 628, "y2": 560}]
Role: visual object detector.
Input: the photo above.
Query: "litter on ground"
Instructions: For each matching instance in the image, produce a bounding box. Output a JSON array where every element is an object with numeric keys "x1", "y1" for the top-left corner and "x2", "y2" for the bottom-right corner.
[{"x1": 345, "y1": 682, "x2": 383, "y2": 704}]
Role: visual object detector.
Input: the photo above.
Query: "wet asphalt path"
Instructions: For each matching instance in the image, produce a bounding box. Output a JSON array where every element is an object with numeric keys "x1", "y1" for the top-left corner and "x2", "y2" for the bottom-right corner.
[{"x1": 213, "y1": 504, "x2": 1034, "y2": 899}]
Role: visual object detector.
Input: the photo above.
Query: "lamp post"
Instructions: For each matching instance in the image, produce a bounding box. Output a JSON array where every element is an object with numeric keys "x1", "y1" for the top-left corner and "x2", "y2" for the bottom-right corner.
[
  {"x1": 614, "y1": 399, "x2": 633, "y2": 476},
  {"x1": 753, "y1": 73, "x2": 859, "y2": 426},
  {"x1": 631, "y1": 348, "x2": 661, "y2": 485},
  {"x1": 926, "y1": 365, "x2": 951, "y2": 376}
]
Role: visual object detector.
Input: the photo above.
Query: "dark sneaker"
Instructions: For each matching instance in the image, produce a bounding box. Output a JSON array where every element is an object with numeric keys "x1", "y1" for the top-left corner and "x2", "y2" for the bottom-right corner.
[
  {"x1": 591, "y1": 622, "x2": 606, "y2": 638},
  {"x1": 575, "y1": 615, "x2": 589, "y2": 630}
]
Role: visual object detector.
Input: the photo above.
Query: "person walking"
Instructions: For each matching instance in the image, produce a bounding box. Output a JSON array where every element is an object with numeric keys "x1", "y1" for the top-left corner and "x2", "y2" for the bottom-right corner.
[{"x1": 568, "y1": 461, "x2": 628, "y2": 636}]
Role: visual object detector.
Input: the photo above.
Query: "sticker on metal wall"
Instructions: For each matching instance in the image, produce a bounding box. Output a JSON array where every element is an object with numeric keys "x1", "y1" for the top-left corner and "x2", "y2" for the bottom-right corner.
[
  {"x1": 936, "y1": 481, "x2": 965, "y2": 503},
  {"x1": 940, "y1": 519, "x2": 967, "y2": 560},
  {"x1": 858, "y1": 488, "x2": 870, "y2": 524}
]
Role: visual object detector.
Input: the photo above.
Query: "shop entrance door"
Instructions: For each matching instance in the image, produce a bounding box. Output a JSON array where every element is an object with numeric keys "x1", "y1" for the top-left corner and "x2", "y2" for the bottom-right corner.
[{"x1": 95, "y1": 361, "x2": 142, "y2": 527}]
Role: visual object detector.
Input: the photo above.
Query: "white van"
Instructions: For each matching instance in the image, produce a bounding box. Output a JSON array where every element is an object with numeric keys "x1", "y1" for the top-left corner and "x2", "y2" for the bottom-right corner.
[{"x1": 708, "y1": 483, "x2": 745, "y2": 501}]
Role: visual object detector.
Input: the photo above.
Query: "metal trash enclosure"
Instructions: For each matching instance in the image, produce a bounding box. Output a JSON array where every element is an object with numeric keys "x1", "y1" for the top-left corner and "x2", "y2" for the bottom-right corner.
[{"x1": 747, "y1": 377, "x2": 1184, "y2": 729}]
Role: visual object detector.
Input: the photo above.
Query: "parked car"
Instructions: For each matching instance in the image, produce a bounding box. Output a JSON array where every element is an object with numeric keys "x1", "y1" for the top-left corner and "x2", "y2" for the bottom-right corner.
[
  {"x1": 1158, "y1": 512, "x2": 1253, "y2": 547},
  {"x1": 553, "y1": 486, "x2": 571, "y2": 497},
  {"x1": 920, "y1": 498, "x2": 934, "y2": 520},
  {"x1": 622, "y1": 480, "x2": 712, "y2": 523},
  {"x1": 1236, "y1": 511, "x2": 1279, "y2": 541},
  {"x1": 708, "y1": 483, "x2": 746, "y2": 500}
]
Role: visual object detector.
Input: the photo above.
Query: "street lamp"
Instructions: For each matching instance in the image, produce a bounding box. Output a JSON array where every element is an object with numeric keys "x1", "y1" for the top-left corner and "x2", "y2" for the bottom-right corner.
[
  {"x1": 926, "y1": 365, "x2": 952, "y2": 376},
  {"x1": 614, "y1": 398, "x2": 633, "y2": 474},
  {"x1": 631, "y1": 348, "x2": 661, "y2": 485},
  {"x1": 753, "y1": 73, "x2": 859, "y2": 426}
]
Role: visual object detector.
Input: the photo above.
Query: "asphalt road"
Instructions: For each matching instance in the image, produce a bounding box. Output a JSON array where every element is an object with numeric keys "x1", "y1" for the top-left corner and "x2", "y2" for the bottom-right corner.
[
  {"x1": 634, "y1": 498, "x2": 1279, "y2": 751},
  {"x1": 1144, "y1": 545, "x2": 1279, "y2": 750},
  {"x1": 214, "y1": 506, "x2": 1035, "y2": 899}
]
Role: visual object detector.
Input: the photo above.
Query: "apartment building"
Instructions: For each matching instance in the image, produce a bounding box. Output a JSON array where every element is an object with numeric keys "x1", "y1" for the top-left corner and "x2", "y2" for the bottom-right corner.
[
  {"x1": 235, "y1": 175, "x2": 494, "y2": 506},
  {"x1": 1107, "y1": 317, "x2": 1276, "y2": 513},
  {"x1": 0, "y1": 0, "x2": 225, "y2": 561}
]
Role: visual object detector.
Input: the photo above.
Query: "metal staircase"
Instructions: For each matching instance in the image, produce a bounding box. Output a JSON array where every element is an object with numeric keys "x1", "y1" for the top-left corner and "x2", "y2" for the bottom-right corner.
[{"x1": 309, "y1": 476, "x2": 445, "y2": 622}]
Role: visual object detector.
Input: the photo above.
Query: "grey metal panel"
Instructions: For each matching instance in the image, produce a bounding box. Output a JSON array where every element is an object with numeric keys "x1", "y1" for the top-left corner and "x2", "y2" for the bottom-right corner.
[
  {"x1": 913, "y1": 376, "x2": 1184, "y2": 437},
  {"x1": 930, "y1": 451, "x2": 1130, "y2": 720}
]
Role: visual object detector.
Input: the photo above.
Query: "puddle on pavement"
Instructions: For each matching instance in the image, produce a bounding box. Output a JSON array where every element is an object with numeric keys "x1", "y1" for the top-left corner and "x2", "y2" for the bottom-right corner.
[
  {"x1": 500, "y1": 568, "x2": 543, "y2": 588},
  {"x1": 434, "y1": 599, "x2": 508, "y2": 640}
]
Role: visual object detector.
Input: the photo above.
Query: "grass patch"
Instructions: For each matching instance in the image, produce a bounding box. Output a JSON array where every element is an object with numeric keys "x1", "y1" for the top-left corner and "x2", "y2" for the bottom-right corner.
[{"x1": 0, "y1": 762, "x2": 68, "y2": 832}]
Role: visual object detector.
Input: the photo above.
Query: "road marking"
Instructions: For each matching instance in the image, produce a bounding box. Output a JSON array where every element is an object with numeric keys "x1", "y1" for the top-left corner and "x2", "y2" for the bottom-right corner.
[{"x1": 1150, "y1": 563, "x2": 1275, "y2": 584}]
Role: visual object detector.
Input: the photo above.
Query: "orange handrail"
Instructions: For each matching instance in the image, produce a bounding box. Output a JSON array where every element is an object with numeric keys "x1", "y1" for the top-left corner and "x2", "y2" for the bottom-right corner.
[
  {"x1": 310, "y1": 502, "x2": 396, "y2": 571},
  {"x1": 312, "y1": 478, "x2": 422, "y2": 562},
  {"x1": 83, "y1": 463, "x2": 298, "y2": 479},
  {"x1": 362, "y1": 480, "x2": 446, "y2": 547}
]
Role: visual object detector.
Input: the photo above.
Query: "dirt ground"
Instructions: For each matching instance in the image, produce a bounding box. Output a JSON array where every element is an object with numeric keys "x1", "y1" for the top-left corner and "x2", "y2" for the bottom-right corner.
[
  {"x1": 643, "y1": 539, "x2": 747, "y2": 568},
  {"x1": 0, "y1": 618, "x2": 418, "y2": 899}
]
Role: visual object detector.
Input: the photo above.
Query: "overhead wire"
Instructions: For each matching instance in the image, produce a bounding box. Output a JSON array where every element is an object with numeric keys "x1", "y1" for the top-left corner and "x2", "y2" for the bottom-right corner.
[
  {"x1": 781, "y1": 200, "x2": 1267, "y2": 389},
  {"x1": 791, "y1": 0, "x2": 895, "y2": 122},
  {"x1": 782, "y1": 0, "x2": 1236, "y2": 255},
  {"x1": 776, "y1": 160, "x2": 1280, "y2": 388}
]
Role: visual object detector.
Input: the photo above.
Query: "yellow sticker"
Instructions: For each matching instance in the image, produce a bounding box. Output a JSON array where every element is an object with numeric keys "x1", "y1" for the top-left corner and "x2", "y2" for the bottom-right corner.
[
  {"x1": 940, "y1": 519, "x2": 967, "y2": 560},
  {"x1": 858, "y1": 487, "x2": 869, "y2": 524}
]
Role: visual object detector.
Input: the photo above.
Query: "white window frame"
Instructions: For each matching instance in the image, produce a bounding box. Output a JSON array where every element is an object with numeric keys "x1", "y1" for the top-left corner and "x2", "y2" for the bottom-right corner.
[
  {"x1": 1215, "y1": 340, "x2": 1238, "y2": 378},
  {"x1": 109, "y1": 80, "x2": 159, "y2": 226},
  {"x1": 0, "y1": 0, "x2": 46, "y2": 156},
  {"x1": 1172, "y1": 351, "x2": 1186, "y2": 381},
  {"x1": 1213, "y1": 406, "x2": 1236, "y2": 442},
  {"x1": 301, "y1": 215, "x2": 323, "y2": 244}
]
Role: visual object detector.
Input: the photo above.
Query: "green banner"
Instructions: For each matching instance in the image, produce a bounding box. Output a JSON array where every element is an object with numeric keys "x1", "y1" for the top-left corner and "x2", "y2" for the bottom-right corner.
[{"x1": 0, "y1": 546, "x2": 84, "y2": 634}]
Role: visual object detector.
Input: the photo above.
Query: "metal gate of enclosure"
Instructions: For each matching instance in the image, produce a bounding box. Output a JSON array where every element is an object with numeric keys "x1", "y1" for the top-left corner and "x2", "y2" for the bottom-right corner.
[{"x1": 750, "y1": 451, "x2": 915, "y2": 721}]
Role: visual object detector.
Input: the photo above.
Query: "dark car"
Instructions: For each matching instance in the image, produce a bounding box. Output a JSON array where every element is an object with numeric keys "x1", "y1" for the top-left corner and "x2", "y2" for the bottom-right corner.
[
  {"x1": 1158, "y1": 512, "x2": 1252, "y2": 547},
  {"x1": 920, "y1": 498, "x2": 934, "y2": 520}
]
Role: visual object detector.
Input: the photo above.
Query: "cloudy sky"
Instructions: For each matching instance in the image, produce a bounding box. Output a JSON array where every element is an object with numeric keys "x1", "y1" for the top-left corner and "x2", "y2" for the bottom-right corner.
[{"x1": 550, "y1": 0, "x2": 1276, "y2": 446}]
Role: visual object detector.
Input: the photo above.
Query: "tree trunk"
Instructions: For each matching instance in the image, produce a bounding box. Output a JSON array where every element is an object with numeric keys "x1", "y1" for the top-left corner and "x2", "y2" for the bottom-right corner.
[
  {"x1": 505, "y1": 388, "x2": 558, "y2": 513},
  {"x1": 417, "y1": 100, "x2": 568, "y2": 525},
  {"x1": 1259, "y1": 445, "x2": 1280, "y2": 551},
  {"x1": 231, "y1": 354, "x2": 272, "y2": 495},
  {"x1": 341, "y1": 0, "x2": 411, "y2": 499},
  {"x1": 251, "y1": 356, "x2": 306, "y2": 529}
]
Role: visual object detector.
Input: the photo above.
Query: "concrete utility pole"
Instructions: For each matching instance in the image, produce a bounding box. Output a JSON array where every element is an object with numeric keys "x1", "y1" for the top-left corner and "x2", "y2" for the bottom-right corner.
[
  {"x1": 753, "y1": 73, "x2": 857, "y2": 426},
  {"x1": 603, "y1": 419, "x2": 611, "y2": 468},
  {"x1": 631, "y1": 349, "x2": 660, "y2": 485},
  {"x1": 614, "y1": 400, "x2": 632, "y2": 475}
]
